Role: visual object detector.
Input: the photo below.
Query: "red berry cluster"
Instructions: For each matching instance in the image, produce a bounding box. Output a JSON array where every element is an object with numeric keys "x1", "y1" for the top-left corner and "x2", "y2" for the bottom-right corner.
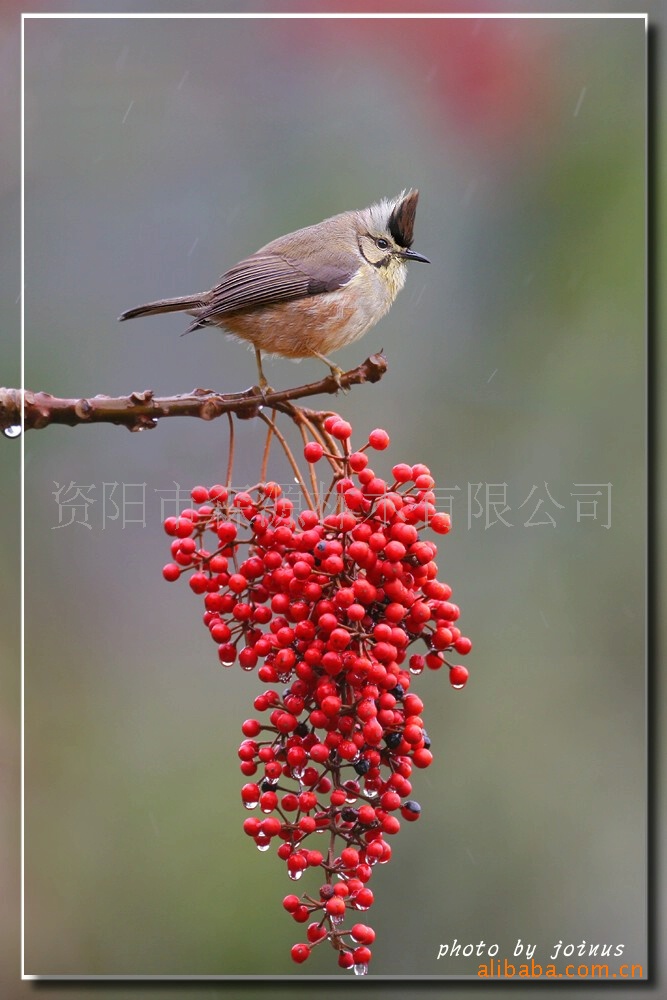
[{"x1": 162, "y1": 419, "x2": 471, "y2": 974}]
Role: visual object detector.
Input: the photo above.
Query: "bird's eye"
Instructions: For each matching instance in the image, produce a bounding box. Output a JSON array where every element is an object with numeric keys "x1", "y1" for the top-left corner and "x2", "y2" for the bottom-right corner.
[{"x1": 376, "y1": 238, "x2": 389, "y2": 250}]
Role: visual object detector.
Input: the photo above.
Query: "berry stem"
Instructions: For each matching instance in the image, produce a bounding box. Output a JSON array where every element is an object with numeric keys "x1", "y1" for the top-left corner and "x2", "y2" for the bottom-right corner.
[
  {"x1": 225, "y1": 412, "x2": 235, "y2": 489},
  {"x1": 296, "y1": 417, "x2": 321, "y2": 512},
  {"x1": 260, "y1": 409, "x2": 277, "y2": 484},
  {"x1": 257, "y1": 410, "x2": 316, "y2": 512}
]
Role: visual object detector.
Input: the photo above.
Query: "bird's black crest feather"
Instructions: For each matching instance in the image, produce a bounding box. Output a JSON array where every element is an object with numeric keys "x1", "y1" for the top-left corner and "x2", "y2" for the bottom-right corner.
[{"x1": 388, "y1": 190, "x2": 419, "y2": 249}]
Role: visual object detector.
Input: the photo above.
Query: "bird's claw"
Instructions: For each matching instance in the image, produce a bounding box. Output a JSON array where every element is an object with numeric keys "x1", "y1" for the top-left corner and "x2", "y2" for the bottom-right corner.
[
  {"x1": 329, "y1": 365, "x2": 348, "y2": 392},
  {"x1": 251, "y1": 380, "x2": 274, "y2": 405}
]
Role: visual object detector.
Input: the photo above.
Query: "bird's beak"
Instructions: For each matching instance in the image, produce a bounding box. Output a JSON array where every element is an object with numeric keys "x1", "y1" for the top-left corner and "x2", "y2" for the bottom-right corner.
[{"x1": 397, "y1": 248, "x2": 430, "y2": 264}]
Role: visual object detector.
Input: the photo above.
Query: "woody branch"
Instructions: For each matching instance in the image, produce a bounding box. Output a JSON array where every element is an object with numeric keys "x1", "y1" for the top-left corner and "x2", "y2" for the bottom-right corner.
[{"x1": 0, "y1": 354, "x2": 388, "y2": 433}]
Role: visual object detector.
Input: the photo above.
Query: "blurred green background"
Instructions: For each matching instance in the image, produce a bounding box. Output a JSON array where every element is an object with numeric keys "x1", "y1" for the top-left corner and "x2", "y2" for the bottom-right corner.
[{"x1": 1, "y1": 3, "x2": 653, "y2": 996}]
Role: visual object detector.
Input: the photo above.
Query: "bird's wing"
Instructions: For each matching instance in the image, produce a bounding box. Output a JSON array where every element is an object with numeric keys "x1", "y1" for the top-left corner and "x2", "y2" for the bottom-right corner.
[{"x1": 192, "y1": 253, "x2": 355, "y2": 328}]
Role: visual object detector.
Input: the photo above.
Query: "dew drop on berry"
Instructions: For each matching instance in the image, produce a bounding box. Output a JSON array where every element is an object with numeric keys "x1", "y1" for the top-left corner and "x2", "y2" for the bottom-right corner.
[
  {"x1": 256, "y1": 841, "x2": 271, "y2": 852},
  {"x1": 287, "y1": 868, "x2": 304, "y2": 881},
  {"x1": 244, "y1": 800, "x2": 259, "y2": 810},
  {"x1": 353, "y1": 963, "x2": 369, "y2": 976},
  {"x1": 354, "y1": 898, "x2": 371, "y2": 911}
]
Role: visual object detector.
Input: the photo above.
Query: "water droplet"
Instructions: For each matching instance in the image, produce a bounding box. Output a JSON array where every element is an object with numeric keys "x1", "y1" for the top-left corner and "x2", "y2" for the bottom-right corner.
[
  {"x1": 345, "y1": 793, "x2": 358, "y2": 804},
  {"x1": 287, "y1": 868, "x2": 303, "y2": 881},
  {"x1": 354, "y1": 900, "x2": 371, "y2": 911},
  {"x1": 256, "y1": 841, "x2": 271, "y2": 852},
  {"x1": 363, "y1": 787, "x2": 378, "y2": 799},
  {"x1": 241, "y1": 663, "x2": 255, "y2": 672},
  {"x1": 3, "y1": 425, "x2": 21, "y2": 439},
  {"x1": 409, "y1": 664, "x2": 424, "y2": 675},
  {"x1": 451, "y1": 682, "x2": 465, "y2": 690},
  {"x1": 244, "y1": 801, "x2": 258, "y2": 810},
  {"x1": 330, "y1": 913, "x2": 344, "y2": 926},
  {"x1": 291, "y1": 766, "x2": 305, "y2": 780},
  {"x1": 353, "y1": 962, "x2": 368, "y2": 976},
  {"x1": 220, "y1": 659, "x2": 234, "y2": 667}
]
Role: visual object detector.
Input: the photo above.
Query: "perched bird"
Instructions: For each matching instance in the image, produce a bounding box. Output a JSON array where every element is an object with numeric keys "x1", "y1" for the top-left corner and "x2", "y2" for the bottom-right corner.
[{"x1": 119, "y1": 190, "x2": 429, "y2": 388}]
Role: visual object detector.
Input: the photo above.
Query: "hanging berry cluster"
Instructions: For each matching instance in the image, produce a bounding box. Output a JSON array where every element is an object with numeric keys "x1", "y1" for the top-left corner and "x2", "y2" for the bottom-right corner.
[{"x1": 161, "y1": 409, "x2": 471, "y2": 975}]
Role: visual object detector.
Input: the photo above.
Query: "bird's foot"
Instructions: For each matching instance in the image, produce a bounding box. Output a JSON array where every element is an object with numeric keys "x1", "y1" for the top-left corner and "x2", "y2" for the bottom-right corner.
[
  {"x1": 328, "y1": 364, "x2": 348, "y2": 392},
  {"x1": 252, "y1": 380, "x2": 274, "y2": 405}
]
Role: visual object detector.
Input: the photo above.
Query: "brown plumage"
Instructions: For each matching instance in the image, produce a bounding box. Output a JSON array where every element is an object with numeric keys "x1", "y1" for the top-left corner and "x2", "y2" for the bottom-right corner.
[{"x1": 119, "y1": 190, "x2": 429, "y2": 387}]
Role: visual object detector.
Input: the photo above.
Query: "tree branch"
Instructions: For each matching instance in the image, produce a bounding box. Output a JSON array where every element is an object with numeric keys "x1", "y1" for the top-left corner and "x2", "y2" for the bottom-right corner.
[{"x1": 0, "y1": 354, "x2": 388, "y2": 433}]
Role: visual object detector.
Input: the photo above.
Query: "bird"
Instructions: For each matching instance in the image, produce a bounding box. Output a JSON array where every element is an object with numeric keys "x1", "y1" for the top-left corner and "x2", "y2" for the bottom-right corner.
[{"x1": 118, "y1": 189, "x2": 429, "y2": 390}]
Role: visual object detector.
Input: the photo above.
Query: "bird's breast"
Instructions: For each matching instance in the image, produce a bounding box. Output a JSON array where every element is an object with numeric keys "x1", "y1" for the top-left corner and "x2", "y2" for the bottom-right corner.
[{"x1": 219, "y1": 265, "x2": 398, "y2": 358}]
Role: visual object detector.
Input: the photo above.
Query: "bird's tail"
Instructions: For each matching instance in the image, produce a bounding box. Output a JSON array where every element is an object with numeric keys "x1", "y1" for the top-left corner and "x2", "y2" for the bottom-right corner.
[{"x1": 118, "y1": 294, "x2": 206, "y2": 322}]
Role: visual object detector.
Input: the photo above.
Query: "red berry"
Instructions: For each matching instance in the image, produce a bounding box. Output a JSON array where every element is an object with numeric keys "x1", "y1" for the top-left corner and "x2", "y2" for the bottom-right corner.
[
  {"x1": 430, "y1": 512, "x2": 451, "y2": 534},
  {"x1": 331, "y1": 419, "x2": 352, "y2": 440},
  {"x1": 358, "y1": 805, "x2": 376, "y2": 825},
  {"x1": 217, "y1": 643, "x2": 236, "y2": 665},
  {"x1": 227, "y1": 573, "x2": 247, "y2": 594},
  {"x1": 325, "y1": 896, "x2": 346, "y2": 916},
  {"x1": 364, "y1": 477, "x2": 387, "y2": 497},
  {"x1": 354, "y1": 887, "x2": 374, "y2": 909},
  {"x1": 412, "y1": 748, "x2": 434, "y2": 768},
  {"x1": 380, "y1": 790, "x2": 401, "y2": 811},
  {"x1": 175, "y1": 517, "x2": 194, "y2": 538},
  {"x1": 307, "y1": 742, "x2": 329, "y2": 765},
  {"x1": 291, "y1": 943, "x2": 311, "y2": 963},
  {"x1": 449, "y1": 664, "x2": 469, "y2": 688},
  {"x1": 368, "y1": 428, "x2": 390, "y2": 450},
  {"x1": 353, "y1": 945, "x2": 372, "y2": 964},
  {"x1": 188, "y1": 573, "x2": 209, "y2": 594},
  {"x1": 307, "y1": 922, "x2": 328, "y2": 943},
  {"x1": 241, "y1": 783, "x2": 260, "y2": 804},
  {"x1": 208, "y1": 484, "x2": 227, "y2": 501},
  {"x1": 162, "y1": 563, "x2": 180, "y2": 582},
  {"x1": 304, "y1": 441, "x2": 324, "y2": 463},
  {"x1": 341, "y1": 847, "x2": 360, "y2": 869},
  {"x1": 348, "y1": 451, "x2": 368, "y2": 472},
  {"x1": 351, "y1": 923, "x2": 376, "y2": 944}
]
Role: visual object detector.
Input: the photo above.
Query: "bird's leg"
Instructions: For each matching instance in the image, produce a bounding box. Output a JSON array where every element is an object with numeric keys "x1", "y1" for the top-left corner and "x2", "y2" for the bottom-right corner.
[
  {"x1": 254, "y1": 347, "x2": 272, "y2": 397},
  {"x1": 310, "y1": 350, "x2": 346, "y2": 390}
]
